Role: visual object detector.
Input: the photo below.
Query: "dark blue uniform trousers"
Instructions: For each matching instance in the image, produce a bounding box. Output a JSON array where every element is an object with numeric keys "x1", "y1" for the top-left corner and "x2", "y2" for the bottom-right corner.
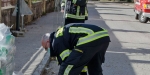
[{"x1": 58, "y1": 42, "x2": 109, "y2": 75}]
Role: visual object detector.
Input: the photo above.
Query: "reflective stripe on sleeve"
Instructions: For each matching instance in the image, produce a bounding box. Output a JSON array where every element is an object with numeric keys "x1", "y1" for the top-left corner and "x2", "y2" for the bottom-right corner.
[
  {"x1": 72, "y1": 0, "x2": 77, "y2": 4},
  {"x1": 60, "y1": 49, "x2": 71, "y2": 61},
  {"x1": 69, "y1": 27, "x2": 94, "y2": 35},
  {"x1": 77, "y1": 30, "x2": 109, "y2": 46}
]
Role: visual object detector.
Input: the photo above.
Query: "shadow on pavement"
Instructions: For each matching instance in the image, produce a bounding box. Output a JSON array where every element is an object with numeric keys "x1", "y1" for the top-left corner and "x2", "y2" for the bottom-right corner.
[
  {"x1": 95, "y1": 8, "x2": 122, "y2": 11},
  {"x1": 99, "y1": 12, "x2": 134, "y2": 16},
  {"x1": 86, "y1": 3, "x2": 137, "y2": 75},
  {"x1": 112, "y1": 29, "x2": 150, "y2": 33},
  {"x1": 95, "y1": 6, "x2": 133, "y2": 9}
]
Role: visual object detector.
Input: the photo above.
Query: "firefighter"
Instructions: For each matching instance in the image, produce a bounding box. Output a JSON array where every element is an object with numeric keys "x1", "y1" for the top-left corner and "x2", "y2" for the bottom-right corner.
[
  {"x1": 85, "y1": 3, "x2": 88, "y2": 21},
  {"x1": 41, "y1": 23, "x2": 111, "y2": 75},
  {"x1": 61, "y1": 0, "x2": 88, "y2": 25},
  {"x1": 85, "y1": 7, "x2": 88, "y2": 21},
  {"x1": 61, "y1": 0, "x2": 88, "y2": 73}
]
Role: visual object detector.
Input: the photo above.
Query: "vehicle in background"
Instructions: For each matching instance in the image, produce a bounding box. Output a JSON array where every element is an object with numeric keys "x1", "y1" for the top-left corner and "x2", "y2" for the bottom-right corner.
[{"x1": 134, "y1": 0, "x2": 150, "y2": 23}]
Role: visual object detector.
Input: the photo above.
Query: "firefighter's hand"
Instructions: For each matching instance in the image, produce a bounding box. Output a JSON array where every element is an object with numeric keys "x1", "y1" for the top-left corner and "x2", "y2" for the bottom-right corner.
[{"x1": 61, "y1": 10, "x2": 64, "y2": 13}]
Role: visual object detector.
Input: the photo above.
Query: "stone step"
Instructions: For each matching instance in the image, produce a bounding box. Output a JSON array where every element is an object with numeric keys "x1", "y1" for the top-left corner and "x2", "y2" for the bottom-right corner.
[{"x1": 12, "y1": 31, "x2": 24, "y2": 37}]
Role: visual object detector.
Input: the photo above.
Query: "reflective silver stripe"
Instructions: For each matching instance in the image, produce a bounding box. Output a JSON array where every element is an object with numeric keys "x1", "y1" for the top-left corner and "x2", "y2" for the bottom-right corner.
[
  {"x1": 60, "y1": 49, "x2": 71, "y2": 61},
  {"x1": 76, "y1": 6, "x2": 80, "y2": 16},
  {"x1": 69, "y1": 27, "x2": 94, "y2": 35},
  {"x1": 85, "y1": 7, "x2": 88, "y2": 16},
  {"x1": 55, "y1": 27, "x2": 64, "y2": 38},
  {"x1": 61, "y1": 3, "x2": 65, "y2": 7},
  {"x1": 64, "y1": 65, "x2": 73, "y2": 75},
  {"x1": 61, "y1": 0, "x2": 65, "y2": 7},
  {"x1": 77, "y1": 31, "x2": 109, "y2": 46},
  {"x1": 73, "y1": 0, "x2": 77, "y2": 4},
  {"x1": 81, "y1": 66, "x2": 88, "y2": 72}
]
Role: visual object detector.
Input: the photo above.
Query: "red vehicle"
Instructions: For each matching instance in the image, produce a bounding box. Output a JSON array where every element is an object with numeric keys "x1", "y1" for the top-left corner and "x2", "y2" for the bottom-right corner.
[{"x1": 134, "y1": 0, "x2": 150, "y2": 23}]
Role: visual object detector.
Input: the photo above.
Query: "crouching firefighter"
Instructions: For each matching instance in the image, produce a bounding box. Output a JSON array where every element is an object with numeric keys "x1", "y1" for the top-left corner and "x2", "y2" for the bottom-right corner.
[{"x1": 41, "y1": 23, "x2": 111, "y2": 75}]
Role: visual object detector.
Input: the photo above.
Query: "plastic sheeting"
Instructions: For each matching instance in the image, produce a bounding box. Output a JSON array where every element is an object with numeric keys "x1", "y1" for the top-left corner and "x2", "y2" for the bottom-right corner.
[{"x1": 0, "y1": 23, "x2": 16, "y2": 75}]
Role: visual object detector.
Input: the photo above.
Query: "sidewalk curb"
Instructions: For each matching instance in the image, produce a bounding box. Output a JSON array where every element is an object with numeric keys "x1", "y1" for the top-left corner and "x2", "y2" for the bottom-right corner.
[{"x1": 33, "y1": 51, "x2": 50, "y2": 75}]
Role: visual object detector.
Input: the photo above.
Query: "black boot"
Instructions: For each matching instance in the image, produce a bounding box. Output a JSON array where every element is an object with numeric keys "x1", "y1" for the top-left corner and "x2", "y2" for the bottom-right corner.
[
  {"x1": 80, "y1": 72, "x2": 87, "y2": 75},
  {"x1": 135, "y1": 14, "x2": 139, "y2": 20}
]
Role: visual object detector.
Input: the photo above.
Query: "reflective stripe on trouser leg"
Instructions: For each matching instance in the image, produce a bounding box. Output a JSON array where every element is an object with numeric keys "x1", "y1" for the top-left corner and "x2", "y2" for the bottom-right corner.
[
  {"x1": 64, "y1": 65, "x2": 73, "y2": 75},
  {"x1": 58, "y1": 43, "x2": 109, "y2": 75},
  {"x1": 81, "y1": 66, "x2": 88, "y2": 72},
  {"x1": 59, "y1": 49, "x2": 85, "y2": 75}
]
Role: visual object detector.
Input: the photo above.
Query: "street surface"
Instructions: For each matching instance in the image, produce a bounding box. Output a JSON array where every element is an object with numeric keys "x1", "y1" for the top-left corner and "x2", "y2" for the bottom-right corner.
[
  {"x1": 45, "y1": 2, "x2": 150, "y2": 75},
  {"x1": 14, "y1": 11, "x2": 61, "y2": 74}
]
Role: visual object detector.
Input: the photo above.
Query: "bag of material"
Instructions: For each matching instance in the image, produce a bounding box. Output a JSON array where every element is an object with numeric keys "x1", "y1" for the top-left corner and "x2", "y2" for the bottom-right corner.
[{"x1": 0, "y1": 23, "x2": 16, "y2": 75}]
